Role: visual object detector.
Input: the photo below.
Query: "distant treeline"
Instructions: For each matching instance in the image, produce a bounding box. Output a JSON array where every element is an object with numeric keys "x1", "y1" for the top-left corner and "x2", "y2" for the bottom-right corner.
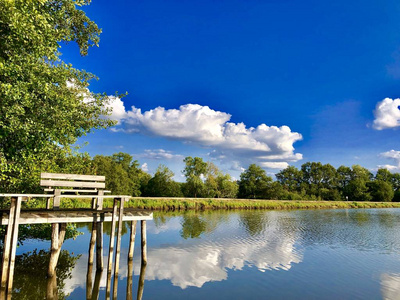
[
  {"x1": 88, "y1": 153, "x2": 399, "y2": 202},
  {"x1": 2, "y1": 151, "x2": 399, "y2": 202}
]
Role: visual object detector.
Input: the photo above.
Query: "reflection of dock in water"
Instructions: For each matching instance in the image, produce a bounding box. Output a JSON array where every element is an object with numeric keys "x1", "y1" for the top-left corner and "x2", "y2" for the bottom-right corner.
[{"x1": 0, "y1": 205, "x2": 151, "y2": 300}]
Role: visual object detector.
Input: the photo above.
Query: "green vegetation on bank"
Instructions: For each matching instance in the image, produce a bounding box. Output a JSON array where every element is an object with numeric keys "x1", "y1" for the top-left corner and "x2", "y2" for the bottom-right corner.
[{"x1": 13, "y1": 197, "x2": 400, "y2": 211}]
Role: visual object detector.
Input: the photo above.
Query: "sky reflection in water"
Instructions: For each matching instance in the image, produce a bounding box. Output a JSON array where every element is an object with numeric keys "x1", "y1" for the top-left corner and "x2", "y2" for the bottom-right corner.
[{"x1": 14, "y1": 208, "x2": 400, "y2": 299}]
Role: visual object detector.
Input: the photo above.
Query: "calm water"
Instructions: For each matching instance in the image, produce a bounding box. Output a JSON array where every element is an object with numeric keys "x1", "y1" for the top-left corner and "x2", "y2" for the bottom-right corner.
[{"x1": 12, "y1": 208, "x2": 400, "y2": 299}]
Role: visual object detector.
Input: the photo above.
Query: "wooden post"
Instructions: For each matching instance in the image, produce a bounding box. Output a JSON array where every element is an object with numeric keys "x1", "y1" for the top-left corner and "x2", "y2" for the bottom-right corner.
[
  {"x1": 141, "y1": 220, "x2": 147, "y2": 265},
  {"x1": 48, "y1": 223, "x2": 66, "y2": 277},
  {"x1": 1, "y1": 197, "x2": 17, "y2": 298},
  {"x1": 137, "y1": 262, "x2": 147, "y2": 300},
  {"x1": 53, "y1": 189, "x2": 61, "y2": 210},
  {"x1": 97, "y1": 190, "x2": 104, "y2": 210},
  {"x1": 112, "y1": 197, "x2": 125, "y2": 299},
  {"x1": 88, "y1": 221, "x2": 97, "y2": 266},
  {"x1": 86, "y1": 222, "x2": 96, "y2": 300},
  {"x1": 105, "y1": 198, "x2": 119, "y2": 298},
  {"x1": 1, "y1": 196, "x2": 22, "y2": 299},
  {"x1": 128, "y1": 221, "x2": 137, "y2": 261},
  {"x1": 96, "y1": 220, "x2": 104, "y2": 271},
  {"x1": 6, "y1": 196, "x2": 22, "y2": 299}
]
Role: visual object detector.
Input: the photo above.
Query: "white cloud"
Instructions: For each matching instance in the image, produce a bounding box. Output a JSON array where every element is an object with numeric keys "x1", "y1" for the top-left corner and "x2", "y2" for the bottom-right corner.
[
  {"x1": 378, "y1": 150, "x2": 400, "y2": 171},
  {"x1": 372, "y1": 98, "x2": 400, "y2": 130},
  {"x1": 141, "y1": 163, "x2": 149, "y2": 172},
  {"x1": 138, "y1": 149, "x2": 184, "y2": 160},
  {"x1": 109, "y1": 103, "x2": 303, "y2": 170}
]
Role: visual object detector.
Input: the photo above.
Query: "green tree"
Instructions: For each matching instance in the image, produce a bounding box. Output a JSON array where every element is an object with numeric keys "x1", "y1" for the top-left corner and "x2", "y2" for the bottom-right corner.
[
  {"x1": 93, "y1": 153, "x2": 148, "y2": 196},
  {"x1": 367, "y1": 180, "x2": 394, "y2": 202},
  {"x1": 144, "y1": 165, "x2": 183, "y2": 197},
  {"x1": 275, "y1": 165, "x2": 302, "y2": 192},
  {"x1": 0, "y1": 0, "x2": 115, "y2": 192},
  {"x1": 182, "y1": 157, "x2": 207, "y2": 197},
  {"x1": 238, "y1": 164, "x2": 273, "y2": 199}
]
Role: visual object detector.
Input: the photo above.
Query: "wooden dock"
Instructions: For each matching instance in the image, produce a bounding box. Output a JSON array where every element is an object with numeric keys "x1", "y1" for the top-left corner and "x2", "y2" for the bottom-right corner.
[{"x1": 0, "y1": 208, "x2": 153, "y2": 225}]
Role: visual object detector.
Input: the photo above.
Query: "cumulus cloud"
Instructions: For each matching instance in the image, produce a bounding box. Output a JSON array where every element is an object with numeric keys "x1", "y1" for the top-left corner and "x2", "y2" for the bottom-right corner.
[
  {"x1": 141, "y1": 162, "x2": 149, "y2": 172},
  {"x1": 108, "y1": 102, "x2": 303, "y2": 169},
  {"x1": 138, "y1": 149, "x2": 184, "y2": 160},
  {"x1": 372, "y1": 98, "x2": 400, "y2": 130},
  {"x1": 378, "y1": 150, "x2": 400, "y2": 171}
]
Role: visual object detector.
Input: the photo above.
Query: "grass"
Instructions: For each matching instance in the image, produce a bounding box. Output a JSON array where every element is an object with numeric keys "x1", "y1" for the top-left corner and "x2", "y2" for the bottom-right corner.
[{"x1": 16, "y1": 197, "x2": 400, "y2": 211}]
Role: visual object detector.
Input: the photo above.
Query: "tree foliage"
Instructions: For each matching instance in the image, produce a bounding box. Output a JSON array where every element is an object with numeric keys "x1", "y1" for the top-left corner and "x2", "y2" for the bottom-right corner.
[{"x1": 0, "y1": 0, "x2": 115, "y2": 192}]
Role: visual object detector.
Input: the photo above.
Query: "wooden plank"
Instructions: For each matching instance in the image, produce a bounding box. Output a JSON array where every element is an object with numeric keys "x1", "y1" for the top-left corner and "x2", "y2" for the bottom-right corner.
[
  {"x1": 41, "y1": 173, "x2": 105, "y2": 181},
  {"x1": 40, "y1": 180, "x2": 105, "y2": 189},
  {"x1": 53, "y1": 189, "x2": 61, "y2": 210},
  {"x1": 0, "y1": 211, "x2": 153, "y2": 225},
  {"x1": 44, "y1": 189, "x2": 111, "y2": 193}
]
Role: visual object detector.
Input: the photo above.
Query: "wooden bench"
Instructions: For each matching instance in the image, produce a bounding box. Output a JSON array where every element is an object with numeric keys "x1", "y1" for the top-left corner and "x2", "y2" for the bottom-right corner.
[{"x1": 40, "y1": 172, "x2": 110, "y2": 210}]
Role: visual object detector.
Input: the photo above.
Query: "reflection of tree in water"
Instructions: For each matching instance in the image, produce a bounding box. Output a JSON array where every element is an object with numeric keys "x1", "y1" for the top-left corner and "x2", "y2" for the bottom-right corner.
[
  {"x1": 179, "y1": 211, "x2": 230, "y2": 239},
  {"x1": 180, "y1": 214, "x2": 207, "y2": 239},
  {"x1": 239, "y1": 211, "x2": 267, "y2": 236},
  {"x1": 12, "y1": 249, "x2": 80, "y2": 300}
]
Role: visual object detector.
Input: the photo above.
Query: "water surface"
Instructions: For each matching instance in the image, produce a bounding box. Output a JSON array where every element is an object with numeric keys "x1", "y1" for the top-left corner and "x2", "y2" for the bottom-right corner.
[{"x1": 13, "y1": 208, "x2": 400, "y2": 299}]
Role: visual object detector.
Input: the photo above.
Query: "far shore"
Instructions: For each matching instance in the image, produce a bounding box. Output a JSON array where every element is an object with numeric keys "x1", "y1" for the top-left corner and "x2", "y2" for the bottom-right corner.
[{"x1": 15, "y1": 197, "x2": 400, "y2": 211}]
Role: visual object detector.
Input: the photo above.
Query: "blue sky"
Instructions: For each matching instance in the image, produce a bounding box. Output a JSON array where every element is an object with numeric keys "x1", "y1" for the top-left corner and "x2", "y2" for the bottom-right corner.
[{"x1": 63, "y1": 0, "x2": 400, "y2": 180}]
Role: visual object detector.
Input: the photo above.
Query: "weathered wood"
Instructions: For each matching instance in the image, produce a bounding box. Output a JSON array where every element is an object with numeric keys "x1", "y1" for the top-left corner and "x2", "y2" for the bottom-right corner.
[
  {"x1": 128, "y1": 220, "x2": 137, "y2": 260},
  {"x1": 112, "y1": 197, "x2": 125, "y2": 299},
  {"x1": 40, "y1": 180, "x2": 105, "y2": 189},
  {"x1": 0, "y1": 197, "x2": 16, "y2": 298},
  {"x1": 88, "y1": 222, "x2": 97, "y2": 265},
  {"x1": 44, "y1": 189, "x2": 111, "y2": 193},
  {"x1": 96, "y1": 221, "x2": 104, "y2": 271},
  {"x1": 6, "y1": 196, "x2": 22, "y2": 297},
  {"x1": 137, "y1": 262, "x2": 147, "y2": 300},
  {"x1": 53, "y1": 189, "x2": 61, "y2": 210},
  {"x1": 48, "y1": 223, "x2": 66, "y2": 277},
  {"x1": 0, "y1": 210, "x2": 153, "y2": 225},
  {"x1": 41, "y1": 173, "x2": 105, "y2": 181},
  {"x1": 96, "y1": 190, "x2": 104, "y2": 210},
  {"x1": 106, "y1": 198, "x2": 119, "y2": 297},
  {"x1": 141, "y1": 220, "x2": 148, "y2": 265}
]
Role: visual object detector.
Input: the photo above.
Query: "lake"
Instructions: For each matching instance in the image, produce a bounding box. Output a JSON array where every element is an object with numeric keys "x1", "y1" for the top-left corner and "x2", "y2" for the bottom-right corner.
[{"x1": 11, "y1": 208, "x2": 400, "y2": 299}]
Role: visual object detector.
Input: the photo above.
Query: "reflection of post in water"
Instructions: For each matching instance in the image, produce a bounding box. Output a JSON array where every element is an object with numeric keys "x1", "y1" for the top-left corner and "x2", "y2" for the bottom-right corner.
[
  {"x1": 86, "y1": 220, "x2": 97, "y2": 300},
  {"x1": 112, "y1": 197, "x2": 125, "y2": 299},
  {"x1": 137, "y1": 262, "x2": 147, "y2": 300},
  {"x1": 46, "y1": 270, "x2": 58, "y2": 300},
  {"x1": 126, "y1": 221, "x2": 137, "y2": 300}
]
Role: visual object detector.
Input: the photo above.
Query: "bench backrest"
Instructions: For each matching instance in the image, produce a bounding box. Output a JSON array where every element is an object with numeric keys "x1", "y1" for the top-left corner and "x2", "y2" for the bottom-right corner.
[
  {"x1": 40, "y1": 173, "x2": 105, "y2": 190},
  {"x1": 40, "y1": 173, "x2": 106, "y2": 210}
]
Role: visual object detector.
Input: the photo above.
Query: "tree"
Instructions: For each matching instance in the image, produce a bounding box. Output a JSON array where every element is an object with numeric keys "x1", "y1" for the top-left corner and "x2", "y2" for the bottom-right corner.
[
  {"x1": 368, "y1": 180, "x2": 394, "y2": 202},
  {"x1": 93, "y1": 153, "x2": 148, "y2": 196},
  {"x1": 144, "y1": 165, "x2": 183, "y2": 197},
  {"x1": 276, "y1": 166, "x2": 302, "y2": 192},
  {"x1": 182, "y1": 157, "x2": 207, "y2": 197},
  {"x1": 0, "y1": 0, "x2": 115, "y2": 192},
  {"x1": 238, "y1": 164, "x2": 273, "y2": 199}
]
